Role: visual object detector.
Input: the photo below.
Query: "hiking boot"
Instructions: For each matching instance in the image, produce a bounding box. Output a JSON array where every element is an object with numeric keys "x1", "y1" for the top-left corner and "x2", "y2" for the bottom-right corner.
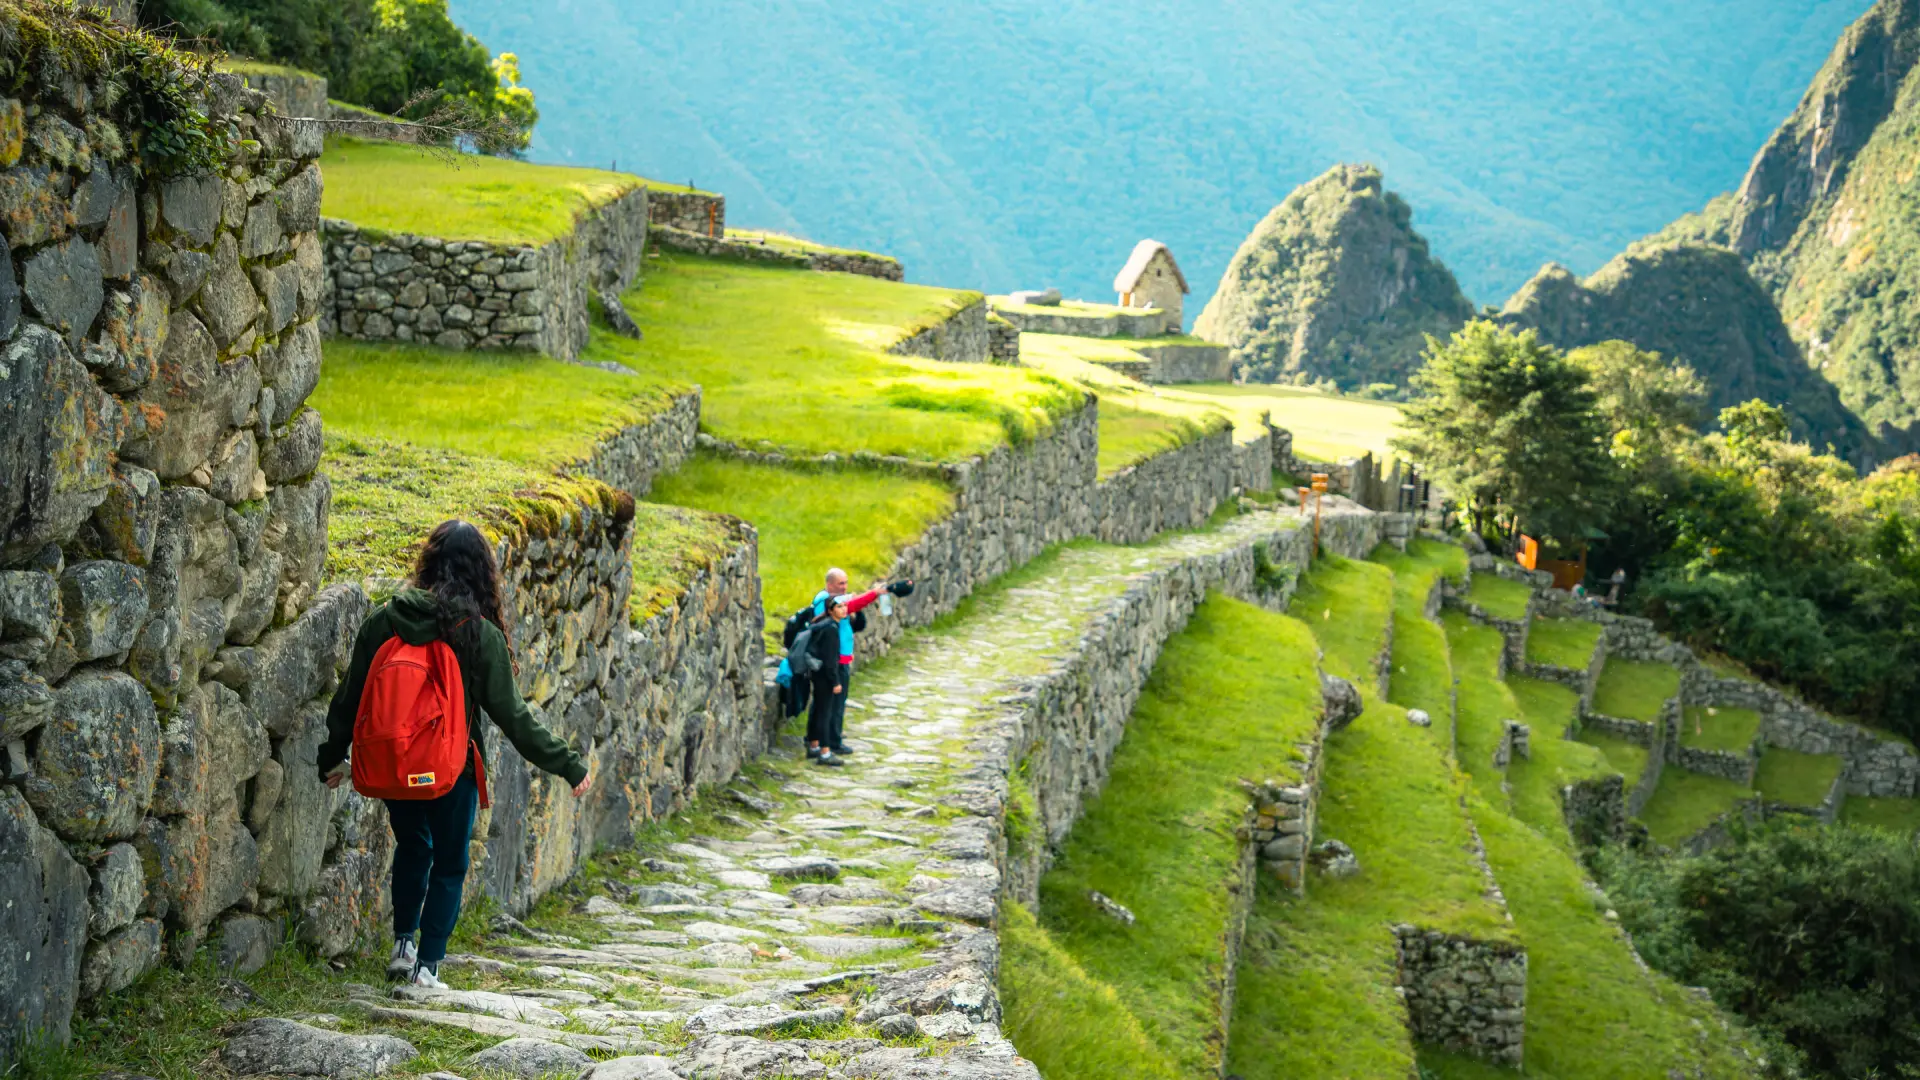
[
  {"x1": 829, "y1": 744, "x2": 856, "y2": 756},
  {"x1": 814, "y1": 751, "x2": 846, "y2": 767},
  {"x1": 806, "y1": 745, "x2": 822, "y2": 759},
  {"x1": 386, "y1": 937, "x2": 418, "y2": 982},
  {"x1": 409, "y1": 962, "x2": 448, "y2": 989}
]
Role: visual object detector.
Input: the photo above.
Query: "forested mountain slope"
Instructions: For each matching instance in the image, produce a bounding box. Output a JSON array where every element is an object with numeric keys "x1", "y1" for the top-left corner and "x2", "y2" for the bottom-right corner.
[{"x1": 448, "y1": 0, "x2": 1863, "y2": 307}]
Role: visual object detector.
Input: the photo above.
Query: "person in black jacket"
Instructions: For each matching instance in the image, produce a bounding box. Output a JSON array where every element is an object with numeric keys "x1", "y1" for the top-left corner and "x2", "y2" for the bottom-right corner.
[
  {"x1": 805, "y1": 596, "x2": 849, "y2": 767},
  {"x1": 317, "y1": 520, "x2": 592, "y2": 987}
]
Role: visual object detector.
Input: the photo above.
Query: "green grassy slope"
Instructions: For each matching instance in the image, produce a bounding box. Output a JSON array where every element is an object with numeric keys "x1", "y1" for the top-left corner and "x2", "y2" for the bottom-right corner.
[
  {"x1": 1465, "y1": 574, "x2": 1531, "y2": 620},
  {"x1": 1373, "y1": 538, "x2": 1468, "y2": 751},
  {"x1": 619, "y1": 253, "x2": 1078, "y2": 461},
  {"x1": 1230, "y1": 556, "x2": 1508, "y2": 1079},
  {"x1": 1026, "y1": 596, "x2": 1324, "y2": 1076},
  {"x1": 1526, "y1": 617, "x2": 1603, "y2": 670},
  {"x1": 1592, "y1": 659, "x2": 1680, "y2": 722}
]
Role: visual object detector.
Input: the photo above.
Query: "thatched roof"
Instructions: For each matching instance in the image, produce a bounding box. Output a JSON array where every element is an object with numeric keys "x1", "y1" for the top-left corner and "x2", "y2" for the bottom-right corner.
[{"x1": 1113, "y1": 239, "x2": 1188, "y2": 294}]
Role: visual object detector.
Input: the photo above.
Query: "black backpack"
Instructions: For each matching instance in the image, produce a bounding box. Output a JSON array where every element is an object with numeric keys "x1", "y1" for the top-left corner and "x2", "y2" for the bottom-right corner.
[{"x1": 781, "y1": 603, "x2": 818, "y2": 649}]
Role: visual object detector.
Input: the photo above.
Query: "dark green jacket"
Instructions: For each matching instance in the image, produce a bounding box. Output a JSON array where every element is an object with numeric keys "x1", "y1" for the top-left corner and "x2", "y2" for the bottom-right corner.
[{"x1": 317, "y1": 589, "x2": 588, "y2": 787}]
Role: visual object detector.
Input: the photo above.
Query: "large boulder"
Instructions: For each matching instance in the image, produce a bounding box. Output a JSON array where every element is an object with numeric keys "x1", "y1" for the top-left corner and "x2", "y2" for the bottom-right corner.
[
  {"x1": 122, "y1": 310, "x2": 259, "y2": 481},
  {"x1": 23, "y1": 236, "x2": 105, "y2": 349},
  {"x1": 0, "y1": 787, "x2": 90, "y2": 1064},
  {"x1": 58, "y1": 559, "x2": 147, "y2": 661},
  {"x1": 24, "y1": 670, "x2": 161, "y2": 842},
  {"x1": 220, "y1": 1017, "x2": 416, "y2": 1078},
  {"x1": 0, "y1": 325, "x2": 119, "y2": 563},
  {"x1": 198, "y1": 233, "x2": 260, "y2": 349},
  {"x1": 1320, "y1": 673, "x2": 1363, "y2": 731},
  {"x1": 79, "y1": 916, "x2": 161, "y2": 998},
  {"x1": 467, "y1": 1037, "x2": 592, "y2": 1079},
  {"x1": 243, "y1": 582, "x2": 363, "y2": 737},
  {"x1": 255, "y1": 700, "x2": 336, "y2": 898}
]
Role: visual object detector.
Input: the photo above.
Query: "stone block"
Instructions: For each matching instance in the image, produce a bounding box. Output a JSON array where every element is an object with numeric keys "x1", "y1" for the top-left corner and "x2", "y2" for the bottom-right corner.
[
  {"x1": 0, "y1": 787, "x2": 90, "y2": 1062},
  {"x1": 125, "y1": 311, "x2": 259, "y2": 480},
  {"x1": 294, "y1": 231, "x2": 324, "y2": 319},
  {"x1": 0, "y1": 166, "x2": 72, "y2": 248},
  {"x1": 87, "y1": 273, "x2": 169, "y2": 392},
  {"x1": 151, "y1": 680, "x2": 269, "y2": 820},
  {"x1": 23, "y1": 237, "x2": 105, "y2": 349},
  {"x1": 99, "y1": 183, "x2": 138, "y2": 280},
  {"x1": 161, "y1": 244, "x2": 211, "y2": 305},
  {"x1": 0, "y1": 659, "x2": 53, "y2": 740},
  {"x1": 79, "y1": 916, "x2": 161, "y2": 998},
  {"x1": 247, "y1": 755, "x2": 284, "y2": 832},
  {"x1": 91, "y1": 462, "x2": 162, "y2": 565},
  {"x1": 58, "y1": 560, "x2": 147, "y2": 661},
  {"x1": 250, "y1": 260, "x2": 300, "y2": 334},
  {"x1": 207, "y1": 429, "x2": 262, "y2": 505},
  {"x1": 263, "y1": 319, "x2": 321, "y2": 424},
  {"x1": 241, "y1": 200, "x2": 280, "y2": 259},
  {"x1": 70, "y1": 164, "x2": 123, "y2": 228},
  {"x1": 221, "y1": 1018, "x2": 416, "y2": 1079},
  {"x1": 245, "y1": 584, "x2": 365, "y2": 738},
  {"x1": 199, "y1": 233, "x2": 259, "y2": 348},
  {"x1": 1321, "y1": 673, "x2": 1362, "y2": 731},
  {"x1": 161, "y1": 174, "x2": 221, "y2": 246},
  {"x1": 227, "y1": 546, "x2": 282, "y2": 646},
  {"x1": 262, "y1": 407, "x2": 323, "y2": 483},
  {"x1": 216, "y1": 912, "x2": 277, "y2": 974},
  {"x1": 0, "y1": 569, "x2": 57, "y2": 641},
  {"x1": 24, "y1": 670, "x2": 161, "y2": 843},
  {"x1": 0, "y1": 326, "x2": 116, "y2": 561},
  {"x1": 88, "y1": 841, "x2": 144, "y2": 936},
  {"x1": 271, "y1": 164, "x2": 322, "y2": 235}
]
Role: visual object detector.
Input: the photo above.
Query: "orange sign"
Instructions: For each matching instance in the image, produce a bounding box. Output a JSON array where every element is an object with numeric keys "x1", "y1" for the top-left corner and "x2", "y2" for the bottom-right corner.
[{"x1": 1311, "y1": 473, "x2": 1329, "y2": 494}]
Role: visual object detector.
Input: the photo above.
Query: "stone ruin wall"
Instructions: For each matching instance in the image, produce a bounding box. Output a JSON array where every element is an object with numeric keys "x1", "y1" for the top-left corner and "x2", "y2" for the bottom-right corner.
[
  {"x1": 1393, "y1": 927, "x2": 1528, "y2": 1066},
  {"x1": 647, "y1": 225, "x2": 905, "y2": 280},
  {"x1": 320, "y1": 186, "x2": 650, "y2": 365},
  {"x1": 0, "y1": 73, "x2": 334, "y2": 1060},
  {"x1": 886, "y1": 296, "x2": 991, "y2": 364},
  {"x1": 647, "y1": 190, "x2": 726, "y2": 236},
  {"x1": 576, "y1": 388, "x2": 701, "y2": 499}
]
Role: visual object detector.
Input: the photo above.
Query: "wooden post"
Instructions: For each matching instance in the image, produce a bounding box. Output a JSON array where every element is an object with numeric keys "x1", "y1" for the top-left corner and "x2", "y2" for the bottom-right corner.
[
  {"x1": 708, "y1": 202, "x2": 717, "y2": 238},
  {"x1": 1311, "y1": 473, "x2": 1329, "y2": 551}
]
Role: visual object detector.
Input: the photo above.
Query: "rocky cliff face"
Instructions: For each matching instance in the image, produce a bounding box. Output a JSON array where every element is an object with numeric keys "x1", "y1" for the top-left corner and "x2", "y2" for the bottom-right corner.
[
  {"x1": 1499, "y1": 244, "x2": 1876, "y2": 459},
  {"x1": 1194, "y1": 164, "x2": 1473, "y2": 390},
  {"x1": 1623, "y1": 0, "x2": 1920, "y2": 444}
]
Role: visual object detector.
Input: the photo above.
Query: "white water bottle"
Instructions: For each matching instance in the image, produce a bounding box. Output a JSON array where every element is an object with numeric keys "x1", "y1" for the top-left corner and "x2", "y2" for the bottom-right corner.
[{"x1": 879, "y1": 591, "x2": 894, "y2": 618}]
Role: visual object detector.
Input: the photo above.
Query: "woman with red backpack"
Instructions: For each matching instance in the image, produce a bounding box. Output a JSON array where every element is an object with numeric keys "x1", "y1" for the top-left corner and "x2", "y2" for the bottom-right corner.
[{"x1": 316, "y1": 520, "x2": 592, "y2": 987}]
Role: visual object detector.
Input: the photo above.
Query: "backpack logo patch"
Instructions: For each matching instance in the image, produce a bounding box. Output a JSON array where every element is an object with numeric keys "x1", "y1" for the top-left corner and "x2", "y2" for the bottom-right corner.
[{"x1": 406, "y1": 771, "x2": 436, "y2": 787}]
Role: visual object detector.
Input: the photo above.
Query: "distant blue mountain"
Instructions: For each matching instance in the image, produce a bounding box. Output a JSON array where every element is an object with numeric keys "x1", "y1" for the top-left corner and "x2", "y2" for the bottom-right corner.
[{"x1": 449, "y1": 0, "x2": 1866, "y2": 314}]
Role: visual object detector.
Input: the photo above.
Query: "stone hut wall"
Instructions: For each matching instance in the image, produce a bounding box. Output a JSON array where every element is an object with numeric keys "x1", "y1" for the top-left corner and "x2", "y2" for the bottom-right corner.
[
  {"x1": 0, "y1": 73, "x2": 336, "y2": 1060},
  {"x1": 647, "y1": 190, "x2": 726, "y2": 236},
  {"x1": 887, "y1": 297, "x2": 991, "y2": 364},
  {"x1": 321, "y1": 185, "x2": 650, "y2": 363}
]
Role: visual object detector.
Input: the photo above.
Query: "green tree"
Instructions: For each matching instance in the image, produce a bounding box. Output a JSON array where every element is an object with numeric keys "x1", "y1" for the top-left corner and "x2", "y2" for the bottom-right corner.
[
  {"x1": 142, "y1": 0, "x2": 537, "y2": 151},
  {"x1": 1599, "y1": 822, "x2": 1920, "y2": 1079},
  {"x1": 1392, "y1": 321, "x2": 1615, "y2": 545}
]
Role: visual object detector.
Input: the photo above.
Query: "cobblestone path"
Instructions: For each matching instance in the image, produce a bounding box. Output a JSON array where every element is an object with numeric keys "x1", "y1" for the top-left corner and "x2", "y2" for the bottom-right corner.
[{"x1": 218, "y1": 512, "x2": 1327, "y2": 1080}]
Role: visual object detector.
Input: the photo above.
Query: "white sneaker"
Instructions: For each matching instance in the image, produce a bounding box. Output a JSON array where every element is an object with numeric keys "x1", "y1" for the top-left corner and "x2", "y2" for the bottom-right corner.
[
  {"x1": 386, "y1": 938, "x2": 418, "y2": 981},
  {"x1": 409, "y1": 962, "x2": 448, "y2": 989}
]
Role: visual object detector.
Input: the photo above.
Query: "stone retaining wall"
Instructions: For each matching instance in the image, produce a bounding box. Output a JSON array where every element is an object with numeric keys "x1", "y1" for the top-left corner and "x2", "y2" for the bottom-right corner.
[
  {"x1": 989, "y1": 302, "x2": 1175, "y2": 338},
  {"x1": 321, "y1": 185, "x2": 650, "y2": 363},
  {"x1": 1393, "y1": 927, "x2": 1528, "y2": 1066},
  {"x1": 575, "y1": 389, "x2": 701, "y2": 498},
  {"x1": 647, "y1": 226, "x2": 906, "y2": 280},
  {"x1": 1670, "y1": 740, "x2": 1756, "y2": 785},
  {"x1": 1094, "y1": 424, "x2": 1242, "y2": 544},
  {"x1": 647, "y1": 191, "x2": 726, "y2": 236},
  {"x1": 0, "y1": 73, "x2": 334, "y2": 1061},
  {"x1": 1687, "y1": 669, "x2": 1919, "y2": 797},
  {"x1": 232, "y1": 69, "x2": 329, "y2": 119},
  {"x1": 887, "y1": 298, "x2": 991, "y2": 364},
  {"x1": 988, "y1": 316, "x2": 1020, "y2": 364},
  {"x1": 1130, "y1": 340, "x2": 1232, "y2": 383}
]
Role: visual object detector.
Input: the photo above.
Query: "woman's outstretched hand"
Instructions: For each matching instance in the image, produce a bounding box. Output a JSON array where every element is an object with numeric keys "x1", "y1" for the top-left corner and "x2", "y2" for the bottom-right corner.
[{"x1": 572, "y1": 773, "x2": 593, "y2": 799}]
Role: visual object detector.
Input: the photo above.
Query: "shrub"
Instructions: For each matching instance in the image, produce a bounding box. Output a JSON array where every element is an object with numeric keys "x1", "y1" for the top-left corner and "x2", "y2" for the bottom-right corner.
[{"x1": 1598, "y1": 821, "x2": 1920, "y2": 1078}]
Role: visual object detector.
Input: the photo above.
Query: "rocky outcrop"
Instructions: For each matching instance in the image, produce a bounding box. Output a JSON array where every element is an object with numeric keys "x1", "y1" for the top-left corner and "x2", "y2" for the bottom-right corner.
[
  {"x1": 1499, "y1": 244, "x2": 1877, "y2": 460},
  {"x1": 321, "y1": 186, "x2": 650, "y2": 363},
  {"x1": 1194, "y1": 164, "x2": 1474, "y2": 390}
]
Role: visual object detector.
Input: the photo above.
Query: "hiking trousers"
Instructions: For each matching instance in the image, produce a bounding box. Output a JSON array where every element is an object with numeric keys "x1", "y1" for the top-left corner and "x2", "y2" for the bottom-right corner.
[
  {"x1": 385, "y1": 772, "x2": 478, "y2": 964},
  {"x1": 827, "y1": 663, "x2": 852, "y2": 748},
  {"x1": 806, "y1": 667, "x2": 840, "y2": 746}
]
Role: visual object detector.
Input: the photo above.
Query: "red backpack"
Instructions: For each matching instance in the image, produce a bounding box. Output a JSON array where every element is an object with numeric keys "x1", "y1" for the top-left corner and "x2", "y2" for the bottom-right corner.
[{"x1": 351, "y1": 636, "x2": 490, "y2": 807}]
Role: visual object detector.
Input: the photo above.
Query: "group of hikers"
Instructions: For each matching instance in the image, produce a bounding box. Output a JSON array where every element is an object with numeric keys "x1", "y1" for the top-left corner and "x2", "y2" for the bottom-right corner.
[
  {"x1": 776, "y1": 568, "x2": 915, "y2": 768},
  {"x1": 315, "y1": 518, "x2": 912, "y2": 988}
]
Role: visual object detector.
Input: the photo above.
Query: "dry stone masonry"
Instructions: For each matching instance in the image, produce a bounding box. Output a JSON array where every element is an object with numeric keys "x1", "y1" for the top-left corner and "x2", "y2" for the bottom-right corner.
[
  {"x1": 321, "y1": 185, "x2": 650, "y2": 363},
  {"x1": 648, "y1": 225, "x2": 906, "y2": 280},
  {"x1": 0, "y1": 70, "x2": 334, "y2": 1060},
  {"x1": 887, "y1": 297, "x2": 992, "y2": 364},
  {"x1": 647, "y1": 190, "x2": 726, "y2": 236},
  {"x1": 1393, "y1": 926, "x2": 1528, "y2": 1066}
]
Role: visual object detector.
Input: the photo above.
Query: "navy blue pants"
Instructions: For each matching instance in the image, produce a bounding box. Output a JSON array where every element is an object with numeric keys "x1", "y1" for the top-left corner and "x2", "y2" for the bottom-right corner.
[{"x1": 384, "y1": 772, "x2": 477, "y2": 964}]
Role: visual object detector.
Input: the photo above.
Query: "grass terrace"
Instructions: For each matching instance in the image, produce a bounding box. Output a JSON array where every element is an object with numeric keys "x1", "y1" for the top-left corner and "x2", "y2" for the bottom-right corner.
[
  {"x1": 1023, "y1": 596, "x2": 1324, "y2": 1077},
  {"x1": 1637, "y1": 769, "x2": 1753, "y2": 847},
  {"x1": 618, "y1": 253, "x2": 1080, "y2": 461},
  {"x1": 313, "y1": 340, "x2": 683, "y2": 467},
  {"x1": 1840, "y1": 796, "x2": 1920, "y2": 834},
  {"x1": 1677, "y1": 704, "x2": 1762, "y2": 754},
  {"x1": 1000, "y1": 902, "x2": 1181, "y2": 1080},
  {"x1": 1017, "y1": 332, "x2": 1234, "y2": 477},
  {"x1": 1575, "y1": 730, "x2": 1651, "y2": 789},
  {"x1": 723, "y1": 228, "x2": 891, "y2": 261},
  {"x1": 648, "y1": 453, "x2": 954, "y2": 641},
  {"x1": 1443, "y1": 610, "x2": 1521, "y2": 802},
  {"x1": 1179, "y1": 382, "x2": 1404, "y2": 462},
  {"x1": 1230, "y1": 559, "x2": 1508, "y2": 1079},
  {"x1": 1591, "y1": 659, "x2": 1680, "y2": 723},
  {"x1": 1373, "y1": 539, "x2": 1469, "y2": 750},
  {"x1": 1525, "y1": 617, "x2": 1603, "y2": 670},
  {"x1": 319, "y1": 137, "x2": 702, "y2": 245},
  {"x1": 1464, "y1": 573, "x2": 1532, "y2": 620},
  {"x1": 1506, "y1": 676, "x2": 1616, "y2": 847},
  {"x1": 988, "y1": 296, "x2": 1161, "y2": 320},
  {"x1": 1753, "y1": 748, "x2": 1845, "y2": 807}
]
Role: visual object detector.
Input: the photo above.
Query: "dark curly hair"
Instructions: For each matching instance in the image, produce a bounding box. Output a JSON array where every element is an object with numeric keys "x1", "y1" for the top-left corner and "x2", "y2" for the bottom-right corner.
[{"x1": 412, "y1": 519, "x2": 510, "y2": 657}]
